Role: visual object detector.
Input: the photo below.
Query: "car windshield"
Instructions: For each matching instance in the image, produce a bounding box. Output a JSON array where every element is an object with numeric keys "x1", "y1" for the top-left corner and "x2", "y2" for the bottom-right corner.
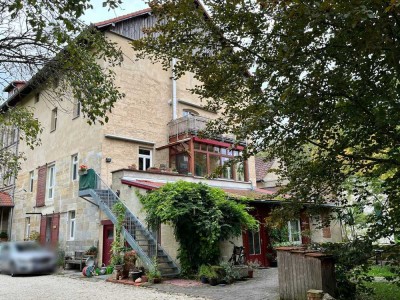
[{"x1": 15, "y1": 243, "x2": 41, "y2": 252}]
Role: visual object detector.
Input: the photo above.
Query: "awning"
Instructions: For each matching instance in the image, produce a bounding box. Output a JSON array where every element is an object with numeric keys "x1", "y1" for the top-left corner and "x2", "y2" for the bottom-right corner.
[{"x1": 0, "y1": 192, "x2": 14, "y2": 207}]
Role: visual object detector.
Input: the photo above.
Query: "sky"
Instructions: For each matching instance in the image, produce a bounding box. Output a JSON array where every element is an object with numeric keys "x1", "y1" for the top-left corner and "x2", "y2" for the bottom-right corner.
[{"x1": 81, "y1": 0, "x2": 149, "y2": 24}]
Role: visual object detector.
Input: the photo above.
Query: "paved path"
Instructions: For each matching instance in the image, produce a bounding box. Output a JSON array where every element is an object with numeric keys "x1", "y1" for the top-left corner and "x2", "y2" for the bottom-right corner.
[
  {"x1": 149, "y1": 268, "x2": 279, "y2": 300},
  {"x1": 0, "y1": 273, "x2": 207, "y2": 300}
]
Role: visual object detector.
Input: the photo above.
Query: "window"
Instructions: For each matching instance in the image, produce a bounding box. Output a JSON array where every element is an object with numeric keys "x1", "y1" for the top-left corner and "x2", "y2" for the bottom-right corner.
[
  {"x1": 138, "y1": 148, "x2": 152, "y2": 171},
  {"x1": 47, "y1": 164, "x2": 55, "y2": 200},
  {"x1": 51, "y1": 108, "x2": 57, "y2": 132},
  {"x1": 191, "y1": 142, "x2": 243, "y2": 180},
  {"x1": 69, "y1": 211, "x2": 76, "y2": 240},
  {"x1": 183, "y1": 109, "x2": 199, "y2": 117},
  {"x1": 35, "y1": 93, "x2": 40, "y2": 103},
  {"x1": 29, "y1": 171, "x2": 34, "y2": 192},
  {"x1": 25, "y1": 217, "x2": 31, "y2": 240},
  {"x1": 288, "y1": 220, "x2": 301, "y2": 244},
  {"x1": 71, "y1": 154, "x2": 78, "y2": 181},
  {"x1": 247, "y1": 227, "x2": 261, "y2": 255},
  {"x1": 72, "y1": 100, "x2": 80, "y2": 119}
]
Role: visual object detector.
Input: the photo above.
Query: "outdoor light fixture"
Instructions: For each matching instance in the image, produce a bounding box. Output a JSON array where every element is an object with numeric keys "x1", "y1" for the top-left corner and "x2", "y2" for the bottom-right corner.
[{"x1": 105, "y1": 157, "x2": 112, "y2": 163}]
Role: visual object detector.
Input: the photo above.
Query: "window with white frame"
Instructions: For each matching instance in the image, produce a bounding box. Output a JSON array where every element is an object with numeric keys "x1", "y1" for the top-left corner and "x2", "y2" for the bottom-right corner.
[
  {"x1": 69, "y1": 210, "x2": 76, "y2": 240},
  {"x1": 288, "y1": 220, "x2": 302, "y2": 244},
  {"x1": 29, "y1": 171, "x2": 34, "y2": 192},
  {"x1": 51, "y1": 108, "x2": 57, "y2": 132},
  {"x1": 25, "y1": 217, "x2": 31, "y2": 240},
  {"x1": 71, "y1": 154, "x2": 78, "y2": 181},
  {"x1": 47, "y1": 164, "x2": 55, "y2": 199},
  {"x1": 138, "y1": 148, "x2": 152, "y2": 171}
]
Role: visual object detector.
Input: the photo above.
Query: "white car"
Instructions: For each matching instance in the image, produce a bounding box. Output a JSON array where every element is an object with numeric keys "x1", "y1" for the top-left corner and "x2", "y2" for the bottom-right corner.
[{"x1": 0, "y1": 242, "x2": 56, "y2": 276}]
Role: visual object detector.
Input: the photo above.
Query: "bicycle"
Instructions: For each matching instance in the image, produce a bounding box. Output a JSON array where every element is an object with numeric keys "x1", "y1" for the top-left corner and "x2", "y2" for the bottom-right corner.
[{"x1": 228, "y1": 241, "x2": 246, "y2": 265}]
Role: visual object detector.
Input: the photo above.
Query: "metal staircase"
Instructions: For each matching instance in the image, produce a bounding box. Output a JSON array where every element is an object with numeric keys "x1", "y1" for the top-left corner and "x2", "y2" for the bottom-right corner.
[{"x1": 78, "y1": 173, "x2": 180, "y2": 277}]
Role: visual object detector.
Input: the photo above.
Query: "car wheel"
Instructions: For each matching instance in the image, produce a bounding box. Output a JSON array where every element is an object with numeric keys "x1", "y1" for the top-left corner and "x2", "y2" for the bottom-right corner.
[{"x1": 10, "y1": 263, "x2": 17, "y2": 277}]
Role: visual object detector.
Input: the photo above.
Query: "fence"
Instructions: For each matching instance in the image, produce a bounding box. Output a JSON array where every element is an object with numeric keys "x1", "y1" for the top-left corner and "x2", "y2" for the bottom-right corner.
[{"x1": 277, "y1": 247, "x2": 336, "y2": 300}]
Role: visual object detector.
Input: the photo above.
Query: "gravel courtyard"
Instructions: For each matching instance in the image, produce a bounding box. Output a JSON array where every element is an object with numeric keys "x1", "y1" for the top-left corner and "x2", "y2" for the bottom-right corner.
[
  {"x1": 0, "y1": 268, "x2": 279, "y2": 300},
  {"x1": 0, "y1": 274, "x2": 207, "y2": 300}
]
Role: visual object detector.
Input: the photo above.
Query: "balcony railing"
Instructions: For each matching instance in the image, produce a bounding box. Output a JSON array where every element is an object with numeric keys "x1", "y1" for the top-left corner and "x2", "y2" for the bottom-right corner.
[{"x1": 168, "y1": 115, "x2": 245, "y2": 145}]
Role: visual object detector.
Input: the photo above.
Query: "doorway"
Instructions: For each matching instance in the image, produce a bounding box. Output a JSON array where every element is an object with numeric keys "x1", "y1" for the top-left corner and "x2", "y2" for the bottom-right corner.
[{"x1": 102, "y1": 224, "x2": 114, "y2": 265}]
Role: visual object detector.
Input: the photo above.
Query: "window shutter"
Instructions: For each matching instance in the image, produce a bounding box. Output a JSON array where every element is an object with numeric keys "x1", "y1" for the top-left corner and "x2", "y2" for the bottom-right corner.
[
  {"x1": 51, "y1": 213, "x2": 60, "y2": 246},
  {"x1": 36, "y1": 165, "x2": 47, "y2": 207},
  {"x1": 300, "y1": 211, "x2": 311, "y2": 244},
  {"x1": 39, "y1": 216, "x2": 46, "y2": 245},
  {"x1": 321, "y1": 213, "x2": 331, "y2": 238}
]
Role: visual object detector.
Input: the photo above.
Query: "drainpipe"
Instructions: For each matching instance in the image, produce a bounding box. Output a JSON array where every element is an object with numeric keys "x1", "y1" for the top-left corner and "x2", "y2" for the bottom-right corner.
[{"x1": 172, "y1": 58, "x2": 177, "y2": 120}]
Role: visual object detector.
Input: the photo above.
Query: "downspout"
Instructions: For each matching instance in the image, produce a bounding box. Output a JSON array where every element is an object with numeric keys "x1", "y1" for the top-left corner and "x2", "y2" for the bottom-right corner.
[
  {"x1": 9, "y1": 128, "x2": 20, "y2": 240},
  {"x1": 172, "y1": 58, "x2": 177, "y2": 120}
]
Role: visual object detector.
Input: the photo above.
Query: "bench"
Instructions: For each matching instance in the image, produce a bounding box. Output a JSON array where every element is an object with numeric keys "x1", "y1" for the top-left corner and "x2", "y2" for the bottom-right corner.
[{"x1": 64, "y1": 251, "x2": 86, "y2": 271}]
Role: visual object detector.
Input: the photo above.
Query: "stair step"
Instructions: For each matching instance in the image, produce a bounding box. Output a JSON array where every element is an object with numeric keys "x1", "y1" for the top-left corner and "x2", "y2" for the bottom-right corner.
[{"x1": 161, "y1": 272, "x2": 180, "y2": 278}]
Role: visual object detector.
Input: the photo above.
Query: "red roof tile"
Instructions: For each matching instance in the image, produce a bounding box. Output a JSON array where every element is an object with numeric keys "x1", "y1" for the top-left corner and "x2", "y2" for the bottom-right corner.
[
  {"x1": 0, "y1": 192, "x2": 14, "y2": 207},
  {"x1": 255, "y1": 157, "x2": 275, "y2": 182},
  {"x1": 94, "y1": 8, "x2": 152, "y2": 28}
]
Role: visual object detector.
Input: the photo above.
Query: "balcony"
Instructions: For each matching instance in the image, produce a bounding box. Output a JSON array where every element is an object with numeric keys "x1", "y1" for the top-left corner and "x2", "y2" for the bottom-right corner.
[{"x1": 168, "y1": 115, "x2": 245, "y2": 145}]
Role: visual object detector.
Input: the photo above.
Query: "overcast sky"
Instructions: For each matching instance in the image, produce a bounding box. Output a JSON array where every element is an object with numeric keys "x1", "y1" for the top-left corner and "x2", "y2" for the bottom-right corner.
[{"x1": 81, "y1": 0, "x2": 148, "y2": 24}]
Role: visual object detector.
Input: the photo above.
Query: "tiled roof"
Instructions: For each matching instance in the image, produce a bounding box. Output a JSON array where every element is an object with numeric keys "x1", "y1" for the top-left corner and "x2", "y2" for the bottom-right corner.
[
  {"x1": 94, "y1": 8, "x2": 152, "y2": 28},
  {"x1": 121, "y1": 179, "x2": 276, "y2": 200},
  {"x1": 255, "y1": 157, "x2": 275, "y2": 182},
  {"x1": 0, "y1": 192, "x2": 14, "y2": 207}
]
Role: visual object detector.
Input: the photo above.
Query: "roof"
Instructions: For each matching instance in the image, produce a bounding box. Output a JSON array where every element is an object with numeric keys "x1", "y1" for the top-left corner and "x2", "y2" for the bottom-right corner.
[
  {"x1": 3, "y1": 81, "x2": 26, "y2": 92},
  {"x1": 255, "y1": 157, "x2": 275, "y2": 182},
  {"x1": 94, "y1": 8, "x2": 152, "y2": 28},
  {"x1": 0, "y1": 192, "x2": 14, "y2": 207},
  {"x1": 121, "y1": 179, "x2": 276, "y2": 200}
]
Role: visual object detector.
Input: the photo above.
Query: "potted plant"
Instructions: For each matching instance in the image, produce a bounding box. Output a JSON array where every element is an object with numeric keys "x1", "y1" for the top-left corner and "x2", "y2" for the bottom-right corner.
[
  {"x1": 220, "y1": 261, "x2": 239, "y2": 284},
  {"x1": 123, "y1": 250, "x2": 137, "y2": 278},
  {"x1": 198, "y1": 265, "x2": 212, "y2": 284},
  {"x1": 85, "y1": 246, "x2": 98, "y2": 256},
  {"x1": 247, "y1": 260, "x2": 260, "y2": 278},
  {"x1": 208, "y1": 267, "x2": 219, "y2": 286},
  {"x1": 148, "y1": 257, "x2": 161, "y2": 283},
  {"x1": 78, "y1": 164, "x2": 88, "y2": 175}
]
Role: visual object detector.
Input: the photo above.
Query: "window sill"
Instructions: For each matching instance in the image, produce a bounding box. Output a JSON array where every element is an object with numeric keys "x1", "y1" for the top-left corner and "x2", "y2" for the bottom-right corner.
[
  {"x1": 72, "y1": 115, "x2": 80, "y2": 120},
  {"x1": 50, "y1": 129, "x2": 56, "y2": 133}
]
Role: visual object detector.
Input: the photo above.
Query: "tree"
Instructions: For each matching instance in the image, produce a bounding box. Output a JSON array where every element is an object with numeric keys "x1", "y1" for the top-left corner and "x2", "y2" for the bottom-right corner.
[
  {"x1": 0, "y1": 0, "x2": 125, "y2": 179},
  {"x1": 132, "y1": 0, "x2": 400, "y2": 293}
]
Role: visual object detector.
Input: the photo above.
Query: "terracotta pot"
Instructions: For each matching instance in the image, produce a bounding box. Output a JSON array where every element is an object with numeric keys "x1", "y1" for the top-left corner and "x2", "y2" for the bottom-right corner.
[
  {"x1": 248, "y1": 269, "x2": 254, "y2": 278},
  {"x1": 209, "y1": 278, "x2": 218, "y2": 286},
  {"x1": 152, "y1": 278, "x2": 161, "y2": 283},
  {"x1": 141, "y1": 275, "x2": 148, "y2": 283}
]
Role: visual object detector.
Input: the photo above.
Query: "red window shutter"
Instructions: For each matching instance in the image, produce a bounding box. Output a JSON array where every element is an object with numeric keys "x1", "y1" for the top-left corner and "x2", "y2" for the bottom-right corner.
[
  {"x1": 321, "y1": 213, "x2": 331, "y2": 238},
  {"x1": 300, "y1": 211, "x2": 311, "y2": 244},
  {"x1": 51, "y1": 213, "x2": 60, "y2": 246},
  {"x1": 36, "y1": 165, "x2": 47, "y2": 207},
  {"x1": 39, "y1": 216, "x2": 47, "y2": 245}
]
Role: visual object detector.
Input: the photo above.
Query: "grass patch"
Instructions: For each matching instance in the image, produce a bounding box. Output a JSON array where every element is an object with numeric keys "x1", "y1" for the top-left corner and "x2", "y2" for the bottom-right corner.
[
  {"x1": 357, "y1": 282, "x2": 400, "y2": 300},
  {"x1": 368, "y1": 265, "x2": 395, "y2": 277}
]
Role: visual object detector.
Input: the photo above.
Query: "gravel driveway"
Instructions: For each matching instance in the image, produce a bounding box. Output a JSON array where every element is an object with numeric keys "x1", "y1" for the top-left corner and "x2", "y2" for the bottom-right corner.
[{"x1": 0, "y1": 274, "x2": 207, "y2": 300}]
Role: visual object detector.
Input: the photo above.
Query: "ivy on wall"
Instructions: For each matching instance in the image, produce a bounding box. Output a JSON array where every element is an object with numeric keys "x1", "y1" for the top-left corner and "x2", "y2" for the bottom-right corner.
[{"x1": 138, "y1": 181, "x2": 258, "y2": 276}]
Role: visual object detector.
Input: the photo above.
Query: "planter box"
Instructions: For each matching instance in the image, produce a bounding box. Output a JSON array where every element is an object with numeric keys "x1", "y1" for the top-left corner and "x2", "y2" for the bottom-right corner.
[{"x1": 232, "y1": 265, "x2": 250, "y2": 278}]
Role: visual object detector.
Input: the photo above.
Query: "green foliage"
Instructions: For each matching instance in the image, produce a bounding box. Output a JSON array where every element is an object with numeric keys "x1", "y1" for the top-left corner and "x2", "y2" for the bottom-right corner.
[
  {"x1": 148, "y1": 256, "x2": 161, "y2": 280},
  {"x1": 132, "y1": 0, "x2": 400, "y2": 290},
  {"x1": 110, "y1": 202, "x2": 126, "y2": 266},
  {"x1": 358, "y1": 282, "x2": 400, "y2": 300},
  {"x1": 56, "y1": 245, "x2": 65, "y2": 267},
  {"x1": 0, "y1": 232, "x2": 7, "y2": 239},
  {"x1": 138, "y1": 181, "x2": 257, "y2": 276}
]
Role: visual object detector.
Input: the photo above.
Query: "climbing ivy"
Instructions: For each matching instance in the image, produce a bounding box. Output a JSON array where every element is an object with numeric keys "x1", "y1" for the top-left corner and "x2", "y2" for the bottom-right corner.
[
  {"x1": 110, "y1": 201, "x2": 126, "y2": 266},
  {"x1": 138, "y1": 181, "x2": 257, "y2": 276}
]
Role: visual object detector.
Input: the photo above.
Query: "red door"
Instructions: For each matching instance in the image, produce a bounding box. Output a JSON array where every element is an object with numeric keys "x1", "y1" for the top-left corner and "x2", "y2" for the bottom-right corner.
[
  {"x1": 243, "y1": 221, "x2": 267, "y2": 266},
  {"x1": 102, "y1": 224, "x2": 114, "y2": 265}
]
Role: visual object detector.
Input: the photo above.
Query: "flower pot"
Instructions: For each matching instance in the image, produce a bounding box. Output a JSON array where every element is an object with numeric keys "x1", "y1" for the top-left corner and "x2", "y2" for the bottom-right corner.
[
  {"x1": 152, "y1": 277, "x2": 161, "y2": 284},
  {"x1": 248, "y1": 269, "x2": 254, "y2": 278},
  {"x1": 141, "y1": 275, "x2": 148, "y2": 283},
  {"x1": 209, "y1": 278, "x2": 218, "y2": 286},
  {"x1": 200, "y1": 275, "x2": 209, "y2": 284},
  {"x1": 78, "y1": 170, "x2": 88, "y2": 176},
  {"x1": 131, "y1": 271, "x2": 141, "y2": 281}
]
